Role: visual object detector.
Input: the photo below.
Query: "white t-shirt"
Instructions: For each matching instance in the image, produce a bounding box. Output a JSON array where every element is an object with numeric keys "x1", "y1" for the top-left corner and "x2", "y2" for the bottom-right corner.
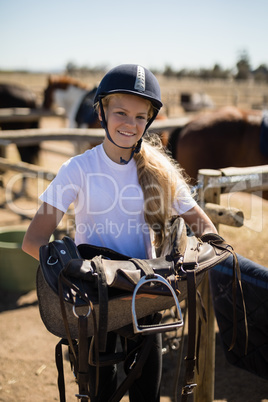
[{"x1": 40, "y1": 144, "x2": 196, "y2": 258}]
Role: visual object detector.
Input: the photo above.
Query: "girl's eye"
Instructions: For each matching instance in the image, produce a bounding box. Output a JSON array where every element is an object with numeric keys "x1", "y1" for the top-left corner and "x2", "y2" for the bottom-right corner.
[{"x1": 137, "y1": 115, "x2": 146, "y2": 120}]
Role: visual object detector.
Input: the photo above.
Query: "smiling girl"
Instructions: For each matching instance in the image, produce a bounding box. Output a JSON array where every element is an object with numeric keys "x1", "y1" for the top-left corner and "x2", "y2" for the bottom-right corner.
[{"x1": 22, "y1": 64, "x2": 217, "y2": 401}]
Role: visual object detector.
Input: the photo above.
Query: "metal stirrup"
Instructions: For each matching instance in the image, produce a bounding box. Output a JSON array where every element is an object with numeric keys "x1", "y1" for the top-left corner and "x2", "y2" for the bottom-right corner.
[{"x1": 132, "y1": 274, "x2": 184, "y2": 334}]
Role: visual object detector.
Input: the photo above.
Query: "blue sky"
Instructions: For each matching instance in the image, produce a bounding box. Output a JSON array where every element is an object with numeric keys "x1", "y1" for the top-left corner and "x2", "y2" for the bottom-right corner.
[{"x1": 1, "y1": 0, "x2": 267, "y2": 72}]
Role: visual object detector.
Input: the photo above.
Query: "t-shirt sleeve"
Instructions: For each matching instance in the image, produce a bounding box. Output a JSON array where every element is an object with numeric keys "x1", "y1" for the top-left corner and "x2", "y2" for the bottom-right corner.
[
  {"x1": 39, "y1": 157, "x2": 83, "y2": 212},
  {"x1": 172, "y1": 182, "x2": 197, "y2": 215}
]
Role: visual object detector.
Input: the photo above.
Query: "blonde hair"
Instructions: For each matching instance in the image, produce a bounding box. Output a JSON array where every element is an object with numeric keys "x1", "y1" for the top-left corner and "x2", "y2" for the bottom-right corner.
[{"x1": 134, "y1": 135, "x2": 191, "y2": 249}]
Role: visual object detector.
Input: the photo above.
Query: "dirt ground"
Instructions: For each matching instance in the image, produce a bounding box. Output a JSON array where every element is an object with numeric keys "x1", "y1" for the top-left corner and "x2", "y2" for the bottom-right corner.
[{"x1": 0, "y1": 115, "x2": 268, "y2": 401}]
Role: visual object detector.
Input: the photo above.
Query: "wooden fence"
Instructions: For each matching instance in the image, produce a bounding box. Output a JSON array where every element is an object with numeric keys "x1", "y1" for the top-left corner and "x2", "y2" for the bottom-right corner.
[
  {"x1": 195, "y1": 165, "x2": 268, "y2": 402},
  {"x1": 0, "y1": 107, "x2": 65, "y2": 123}
]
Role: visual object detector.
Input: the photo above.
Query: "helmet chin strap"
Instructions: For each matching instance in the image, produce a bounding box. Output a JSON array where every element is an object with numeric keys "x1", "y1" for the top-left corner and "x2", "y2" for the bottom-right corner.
[
  {"x1": 99, "y1": 98, "x2": 143, "y2": 164},
  {"x1": 120, "y1": 138, "x2": 142, "y2": 164}
]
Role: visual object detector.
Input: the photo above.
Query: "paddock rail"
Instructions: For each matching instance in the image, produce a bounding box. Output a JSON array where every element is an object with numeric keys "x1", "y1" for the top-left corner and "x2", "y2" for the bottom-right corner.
[{"x1": 195, "y1": 165, "x2": 268, "y2": 402}]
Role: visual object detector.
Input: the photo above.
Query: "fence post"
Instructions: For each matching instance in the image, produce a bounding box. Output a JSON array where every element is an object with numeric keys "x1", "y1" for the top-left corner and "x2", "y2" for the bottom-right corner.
[{"x1": 194, "y1": 169, "x2": 221, "y2": 402}]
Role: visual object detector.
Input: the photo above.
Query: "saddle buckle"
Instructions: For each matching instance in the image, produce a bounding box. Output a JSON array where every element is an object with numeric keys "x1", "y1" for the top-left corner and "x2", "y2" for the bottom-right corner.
[{"x1": 181, "y1": 383, "x2": 197, "y2": 395}]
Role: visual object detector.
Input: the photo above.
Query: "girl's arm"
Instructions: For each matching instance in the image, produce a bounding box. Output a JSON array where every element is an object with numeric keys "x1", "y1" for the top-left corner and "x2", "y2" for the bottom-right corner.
[
  {"x1": 22, "y1": 202, "x2": 64, "y2": 260},
  {"x1": 181, "y1": 204, "x2": 218, "y2": 237}
]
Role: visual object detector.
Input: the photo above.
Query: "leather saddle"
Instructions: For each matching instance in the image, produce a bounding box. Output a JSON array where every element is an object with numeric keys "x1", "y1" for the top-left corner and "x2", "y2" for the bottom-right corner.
[{"x1": 37, "y1": 216, "x2": 233, "y2": 341}]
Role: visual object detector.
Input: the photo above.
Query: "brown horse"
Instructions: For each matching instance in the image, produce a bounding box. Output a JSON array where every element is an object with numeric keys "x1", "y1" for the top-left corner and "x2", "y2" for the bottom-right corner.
[
  {"x1": 43, "y1": 75, "x2": 105, "y2": 154},
  {"x1": 168, "y1": 106, "x2": 268, "y2": 186},
  {"x1": 43, "y1": 75, "x2": 100, "y2": 129}
]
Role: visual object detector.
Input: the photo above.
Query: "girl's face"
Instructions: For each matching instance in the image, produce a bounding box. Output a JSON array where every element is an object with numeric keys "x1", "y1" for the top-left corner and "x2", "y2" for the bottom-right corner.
[{"x1": 101, "y1": 94, "x2": 150, "y2": 163}]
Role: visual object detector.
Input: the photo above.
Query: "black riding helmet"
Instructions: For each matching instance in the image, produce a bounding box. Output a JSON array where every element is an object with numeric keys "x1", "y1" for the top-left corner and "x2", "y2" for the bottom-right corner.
[{"x1": 94, "y1": 64, "x2": 163, "y2": 164}]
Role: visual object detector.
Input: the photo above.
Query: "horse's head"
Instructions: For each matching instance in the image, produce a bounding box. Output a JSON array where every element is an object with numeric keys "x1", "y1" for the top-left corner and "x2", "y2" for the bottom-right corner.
[
  {"x1": 42, "y1": 75, "x2": 100, "y2": 129},
  {"x1": 43, "y1": 76, "x2": 71, "y2": 109}
]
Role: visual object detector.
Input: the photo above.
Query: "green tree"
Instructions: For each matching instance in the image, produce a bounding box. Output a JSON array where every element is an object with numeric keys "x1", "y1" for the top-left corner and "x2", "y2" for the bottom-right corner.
[
  {"x1": 253, "y1": 64, "x2": 268, "y2": 82},
  {"x1": 235, "y1": 50, "x2": 251, "y2": 80},
  {"x1": 163, "y1": 65, "x2": 176, "y2": 78}
]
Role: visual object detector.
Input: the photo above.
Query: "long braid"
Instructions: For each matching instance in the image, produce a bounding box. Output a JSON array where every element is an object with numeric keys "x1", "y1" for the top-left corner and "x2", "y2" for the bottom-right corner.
[{"x1": 134, "y1": 135, "x2": 191, "y2": 248}]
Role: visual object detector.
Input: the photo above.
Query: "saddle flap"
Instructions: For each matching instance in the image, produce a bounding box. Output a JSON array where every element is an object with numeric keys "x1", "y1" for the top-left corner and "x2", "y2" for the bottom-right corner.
[
  {"x1": 182, "y1": 233, "x2": 233, "y2": 273},
  {"x1": 63, "y1": 259, "x2": 95, "y2": 281},
  {"x1": 101, "y1": 256, "x2": 174, "y2": 292}
]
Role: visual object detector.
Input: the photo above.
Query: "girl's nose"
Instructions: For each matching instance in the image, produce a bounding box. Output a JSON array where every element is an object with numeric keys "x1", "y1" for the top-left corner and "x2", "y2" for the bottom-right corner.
[{"x1": 125, "y1": 116, "x2": 135, "y2": 126}]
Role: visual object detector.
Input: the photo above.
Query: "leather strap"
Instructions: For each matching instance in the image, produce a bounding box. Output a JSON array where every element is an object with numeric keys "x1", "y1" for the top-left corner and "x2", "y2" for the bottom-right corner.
[
  {"x1": 229, "y1": 250, "x2": 248, "y2": 353},
  {"x1": 130, "y1": 258, "x2": 155, "y2": 278},
  {"x1": 55, "y1": 339, "x2": 68, "y2": 402},
  {"x1": 58, "y1": 274, "x2": 79, "y2": 364},
  {"x1": 92, "y1": 256, "x2": 108, "y2": 352},
  {"x1": 206, "y1": 239, "x2": 248, "y2": 353},
  {"x1": 76, "y1": 316, "x2": 90, "y2": 401}
]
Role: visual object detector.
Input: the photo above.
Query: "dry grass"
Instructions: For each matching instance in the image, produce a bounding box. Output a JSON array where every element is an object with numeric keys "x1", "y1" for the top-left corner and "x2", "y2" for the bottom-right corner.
[{"x1": 220, "y1": 192, "x2": 268, "y2": 267}]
